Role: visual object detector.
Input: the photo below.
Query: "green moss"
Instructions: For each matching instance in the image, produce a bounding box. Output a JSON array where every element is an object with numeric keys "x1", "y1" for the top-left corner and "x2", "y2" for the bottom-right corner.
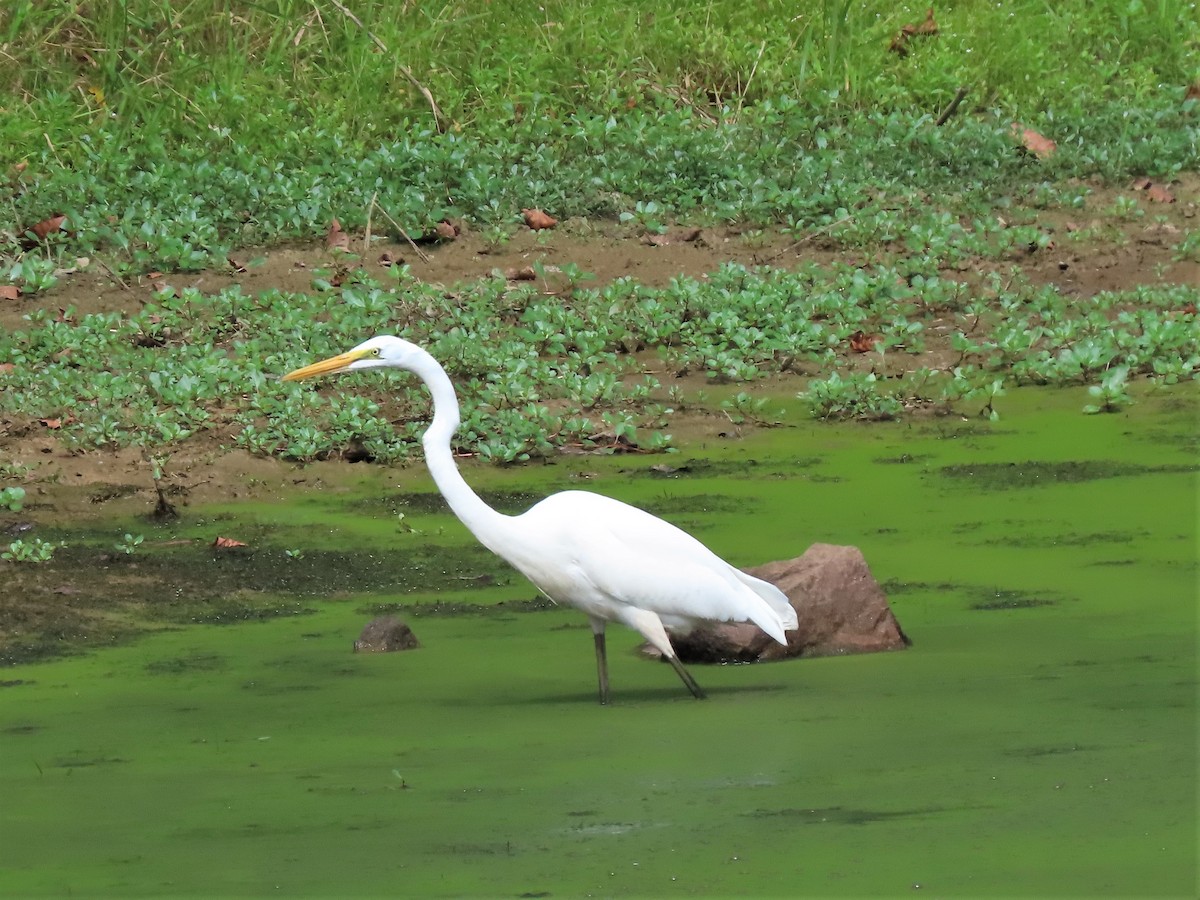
[{"x1": 0, "y1": 386, "x2": 1195, "y2": 896}]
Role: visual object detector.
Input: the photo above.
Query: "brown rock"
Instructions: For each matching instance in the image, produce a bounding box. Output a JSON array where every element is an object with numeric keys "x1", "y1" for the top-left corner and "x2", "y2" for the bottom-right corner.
[
  {"x1": 663, "y1": 543, "x2": 909, "y2": 663},
  {"x1": 354, "y1": 615, "x2": 420, "y2": 653}
]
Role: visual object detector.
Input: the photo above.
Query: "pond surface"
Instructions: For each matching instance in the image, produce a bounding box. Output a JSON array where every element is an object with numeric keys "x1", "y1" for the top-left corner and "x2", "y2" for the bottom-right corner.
[{"x1": 1, "y1": 387, "x2": 1196, "y2": 896}]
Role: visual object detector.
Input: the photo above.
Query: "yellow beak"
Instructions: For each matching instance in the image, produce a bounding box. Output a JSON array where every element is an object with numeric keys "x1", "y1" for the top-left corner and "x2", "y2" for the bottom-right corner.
[{"x1": 282, "y1": 348, "x2": 370, "y2": 381}]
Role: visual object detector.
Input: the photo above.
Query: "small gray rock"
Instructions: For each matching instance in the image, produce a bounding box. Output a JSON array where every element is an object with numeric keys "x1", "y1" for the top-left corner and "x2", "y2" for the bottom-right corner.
[{"x1": 354, "y1": 616, "x2": 420, "y2": 653}]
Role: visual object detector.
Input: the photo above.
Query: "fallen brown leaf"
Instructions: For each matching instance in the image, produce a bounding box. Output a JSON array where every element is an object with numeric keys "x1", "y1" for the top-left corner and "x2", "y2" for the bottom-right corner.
[
  {"x1": 849, "y1": 331, "x2": 882, "y2": 353},
  {"x1": 0, "y1": 363, "x2": 15, "y2": 374},
  {"x1": 20, "y1": 213, "x2": 68, "y2": 249},
  {"x1": 30, "y1": 214, "x2": 67, "y2": 241},
  {"x1": 522, "y1": 208, "x2": 557, "y2": 230},
  {"x1": 40, "y1": 418, "x2": 63, "y2": 429},
  {"x1": 1146, "y1": 184, "x2": 1175, "y2": 203},
  {"x1": 326, "y1": 219, "x2": 350, "y2": 252},
  {"x1": 213, "y1": 536, "x2": 248, "y2": 549},
  {"x1": 889, "y1": 7, "x2": 938, "y2": 54},
  {"x1": 0, "y1": 285, "x2": 19, "y2": 301},
  {"x1": 505, "y1": 266, "x2": 537, "y2": 281},
  {"x1": 433, "y1": 219, "x2": 459, "y2": 241},
  {"x1": 1012, "y1": 123, "x2": 1056, "y2": 159},
  {"x1": 227, "y1": 256, "x2": 247, "y2": 273}
]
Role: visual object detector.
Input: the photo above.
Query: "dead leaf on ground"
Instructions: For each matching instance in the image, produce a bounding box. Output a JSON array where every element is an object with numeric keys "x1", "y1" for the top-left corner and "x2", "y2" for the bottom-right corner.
[
  {"x1": 40, "y1": 417, "x2": 76, "y2": 430},
  {"x1": 325, "y1": 219, "x2": 350, "y2": 252},
  {"x1": 0, "y1": 363, "x2": 15, "y2": 374},
  {"x1": 1011, "y1": 123, "x2": 1056, "y2": 160},
  {"x1": 889, "y1": 7, "x2": 938, "y2": 55},
  {"x1": 227, "y1": 256, "x2": 247, "y2": 273},
  {"x1": 522, "y1": 208, "x2": 557, "y2": 230},
  {"x1": 505, "y1": 265, "x2": 537, "y2": 281},
  {"x1": 1147, "y1": 184, "x2": 1175, "y2": 203},
  {"x1": 0, "y1": 285, "x2": 19, "y2": 301},
  {"x1": 31, "y1": 214, "x2": 67, "y2": 241},
  {"x1": 433, "y1": 219, "x2": 460, "y2": 241},
  {"x1": 1132, "y1": 178, "x2": 1176, "y2": 203},
  {"x1": 212, "y1": 536, "x2": 248, "y2": 549},
  {"x1": 21, "y1": 214, "x2": 68, "y2": 249},
  {"x1": 849, "y1": 331, "x2": 882, "y2": 353}
]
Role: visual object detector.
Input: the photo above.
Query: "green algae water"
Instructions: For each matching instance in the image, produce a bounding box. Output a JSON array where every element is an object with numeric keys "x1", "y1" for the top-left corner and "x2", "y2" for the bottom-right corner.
[{"x1": 1, "y1": 387, "x2": 1196, "y2": 897}]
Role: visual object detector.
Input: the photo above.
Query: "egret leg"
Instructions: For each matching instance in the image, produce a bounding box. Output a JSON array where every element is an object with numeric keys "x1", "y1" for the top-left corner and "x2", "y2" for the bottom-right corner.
[
  {"x1": 666, "y1": 654, "x2": 707, "y2": 700},
  {"x1": 593, "y1": 631, "x2": 610, "y2": 705}
]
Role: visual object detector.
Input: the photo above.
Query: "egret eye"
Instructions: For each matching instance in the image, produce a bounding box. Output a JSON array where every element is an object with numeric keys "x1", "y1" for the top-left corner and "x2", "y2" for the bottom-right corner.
[{"x1": 371, "y1": 348, "x2": 381, "y2": 357}]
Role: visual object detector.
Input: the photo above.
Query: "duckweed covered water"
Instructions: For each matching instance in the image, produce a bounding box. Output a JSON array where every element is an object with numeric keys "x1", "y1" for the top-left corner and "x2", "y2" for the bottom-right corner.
[{"x1": 1, "y1": 387, "x2": 1196, "y2": 896}]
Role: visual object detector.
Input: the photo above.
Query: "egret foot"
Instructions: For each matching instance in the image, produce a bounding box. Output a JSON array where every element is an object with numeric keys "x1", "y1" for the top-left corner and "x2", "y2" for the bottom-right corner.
[
  {"x1": 593, "y1": 632, "x2": 610, "y2": 705},
  {"x1": 667, "y1": 654, "x2": 707, "y2": 700}
]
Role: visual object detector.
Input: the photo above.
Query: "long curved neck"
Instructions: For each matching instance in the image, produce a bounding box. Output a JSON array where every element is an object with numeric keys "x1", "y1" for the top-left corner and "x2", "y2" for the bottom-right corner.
[{"x1": 408, "y1": 348, "x2": 511, "y2": 549}]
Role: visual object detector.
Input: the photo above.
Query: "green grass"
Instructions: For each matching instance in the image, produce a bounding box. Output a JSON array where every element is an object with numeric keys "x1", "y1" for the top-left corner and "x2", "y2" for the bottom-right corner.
[
  {"x1": 1, "y1": 1, "x2": 1196, "y2": 277},
  {"x1": 3, "y1": 0, "x2": 1196, "y2": 144}
]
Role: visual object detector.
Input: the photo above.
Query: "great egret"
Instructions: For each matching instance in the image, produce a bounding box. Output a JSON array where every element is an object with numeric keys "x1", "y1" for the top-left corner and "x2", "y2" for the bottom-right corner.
[{"x1": 283, "y1": 336, "x2": 797, "y2": 703}]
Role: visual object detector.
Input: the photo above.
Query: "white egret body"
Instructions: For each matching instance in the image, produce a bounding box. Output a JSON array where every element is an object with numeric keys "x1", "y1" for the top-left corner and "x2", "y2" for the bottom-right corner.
[{"x1": 284, "y1": 336, "x2": 797, "y2": 703}]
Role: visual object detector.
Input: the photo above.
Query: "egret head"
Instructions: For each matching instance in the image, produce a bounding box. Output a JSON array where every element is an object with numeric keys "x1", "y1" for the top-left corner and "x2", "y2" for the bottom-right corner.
[{"x1": 282, "y1": 335, "x2": 420, "y2": 381}]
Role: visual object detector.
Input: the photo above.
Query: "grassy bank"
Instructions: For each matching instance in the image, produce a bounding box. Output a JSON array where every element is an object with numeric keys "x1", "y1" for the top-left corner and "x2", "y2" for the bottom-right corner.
[
  {"x1": 4, "y1": 0, "x2": 1196, "y2": 144},
  {"x1": 2, "y1": 1, "x2": 1197, "y2": 268}
]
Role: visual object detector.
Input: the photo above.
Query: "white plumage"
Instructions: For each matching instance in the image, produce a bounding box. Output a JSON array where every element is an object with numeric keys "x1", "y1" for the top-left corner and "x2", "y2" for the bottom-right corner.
[{"x1": 284, "y1": 335, "x2": 797, "y2": 703}]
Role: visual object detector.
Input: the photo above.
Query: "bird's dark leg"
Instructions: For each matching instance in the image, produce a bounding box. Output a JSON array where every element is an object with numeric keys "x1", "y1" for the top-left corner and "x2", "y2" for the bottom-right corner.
[
  {"x1": 666, "y1": 654, "x2": 707, "y2": 700},
  {"x1": 593, "y1": 631, "x2": 610, "y2": 705}
]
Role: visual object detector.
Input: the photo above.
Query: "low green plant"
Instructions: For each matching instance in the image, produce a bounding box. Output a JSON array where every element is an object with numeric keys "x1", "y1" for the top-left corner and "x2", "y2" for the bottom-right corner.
[
  {"x1": 0, "y1": 486, "x2": 25, "y2": 512},
  {"x1": 114, "y1": 533, "x2": 144, "y2": 555},
  {"x1": 1084, "y1": 367, "x2": 1133, "y2": 414},
  {"x1": 2, "y1": 537, "x2": 59, "y2": 563},
  {"x1": 720, "y1": 392, "x2": 783, "y2": 426},
  {"x1": 800, "y1": 372, "x2": 904, "y2": 421},
  {"x1": 5, "y1": 256, "x2": 59, "y2": 293}
]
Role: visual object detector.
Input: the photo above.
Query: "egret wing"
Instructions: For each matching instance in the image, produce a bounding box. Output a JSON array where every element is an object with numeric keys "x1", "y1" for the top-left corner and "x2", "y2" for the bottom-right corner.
[{"x1": 518, "y1": 491, "x2": 794, "y2": 642}]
